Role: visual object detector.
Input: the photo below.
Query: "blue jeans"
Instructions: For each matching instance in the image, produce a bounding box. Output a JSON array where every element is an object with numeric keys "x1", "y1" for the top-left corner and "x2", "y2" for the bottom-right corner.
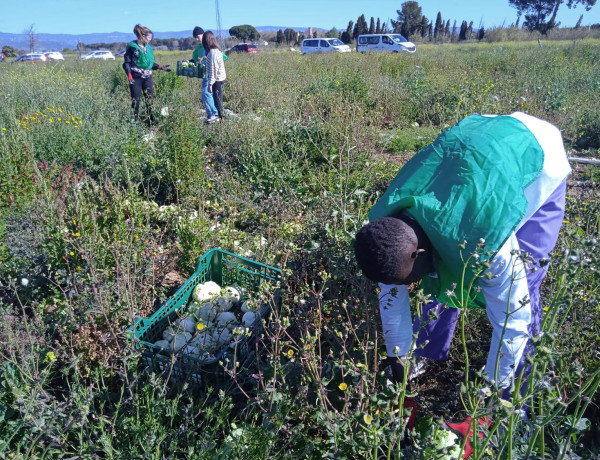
[{"x1": 201, "y1": 78, "x2": 218, "y2": 118}]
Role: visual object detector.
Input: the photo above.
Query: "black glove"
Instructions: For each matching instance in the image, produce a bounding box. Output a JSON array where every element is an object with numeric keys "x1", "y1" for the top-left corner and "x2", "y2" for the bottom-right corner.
[{"x1": 161, "y1": 65, "x2": 171, "y2": 72}]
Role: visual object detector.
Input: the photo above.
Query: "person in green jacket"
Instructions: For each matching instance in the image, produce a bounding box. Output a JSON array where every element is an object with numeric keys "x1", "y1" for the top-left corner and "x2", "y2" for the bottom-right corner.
[
  {"x1": 122, "y1": 24, "x2": 171, "y2": 124},
  {"x1": 354, "y1": 112, "x2": 571, "y2": 457}
]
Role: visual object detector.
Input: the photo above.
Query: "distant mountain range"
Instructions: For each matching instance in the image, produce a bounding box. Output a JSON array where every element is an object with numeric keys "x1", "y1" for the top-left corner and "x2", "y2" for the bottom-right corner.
[{"x1": 0, "y1": 27, "x2": 320, "y2": 51}]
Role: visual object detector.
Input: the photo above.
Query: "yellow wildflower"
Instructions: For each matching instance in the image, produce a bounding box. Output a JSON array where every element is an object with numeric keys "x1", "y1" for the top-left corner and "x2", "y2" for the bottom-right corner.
[{"x1": 339, "y1": 382, "x2": 348, "y2": 391}]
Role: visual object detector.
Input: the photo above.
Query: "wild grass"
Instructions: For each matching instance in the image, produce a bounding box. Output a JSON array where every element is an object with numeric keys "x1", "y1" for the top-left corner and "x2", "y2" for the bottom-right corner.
[{"x1": 0, "y1": 40, "x2": 599, "y2": 458}]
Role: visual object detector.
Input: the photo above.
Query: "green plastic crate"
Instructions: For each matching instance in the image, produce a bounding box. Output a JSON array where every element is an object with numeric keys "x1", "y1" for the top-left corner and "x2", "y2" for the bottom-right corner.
[
  {"x1": 128, "y1": 248, "x2": 282, "y2": 384},
  {"x1": 176, "y1": 60, "x2": 204, "y2": 78}
]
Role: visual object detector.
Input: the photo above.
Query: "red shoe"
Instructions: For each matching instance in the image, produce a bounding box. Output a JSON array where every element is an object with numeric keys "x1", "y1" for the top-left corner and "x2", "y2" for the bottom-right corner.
[
  {"x1": 393, "y1": 396, "x2": 417, "y2": 431},
  {"x1": 445, "y1": 416, "x2": 492, "y2": 459}
]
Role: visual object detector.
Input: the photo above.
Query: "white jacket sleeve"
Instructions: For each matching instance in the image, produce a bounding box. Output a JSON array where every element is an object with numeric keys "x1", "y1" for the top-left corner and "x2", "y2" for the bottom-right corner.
[
  {"x1": 205, "y1": 50, "x2": 215, "y2": 86},
  {"x1": 378, "y1": 283, "x2": 413, "y2": 357},
  {"x1": 480, "y1": 233, "x2": 531, "y2": 389}
]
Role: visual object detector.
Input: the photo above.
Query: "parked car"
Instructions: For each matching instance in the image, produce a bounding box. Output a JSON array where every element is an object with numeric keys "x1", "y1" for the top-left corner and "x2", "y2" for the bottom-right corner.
[
  {"x1": 356, "y1": 34, "x2": 416, "y2": 53},
  {"x1": 80, "y1": 50, "x2": 115, "y2": 60},
  {"x1": 226, "y1": 43, "x2": 258, "y2": 55},
  {"x1": 44, "y1": 51, "x2": 64, "y2": 61},
  {"x1": 301, "y1": 38, "x2": 351, "y2": 55},
  {"x1": 114, "y1": 49, "x2": 126, "y2": 58},
  {"x1": 11, "y1": 53, "x2": 49, "y2": 63}
]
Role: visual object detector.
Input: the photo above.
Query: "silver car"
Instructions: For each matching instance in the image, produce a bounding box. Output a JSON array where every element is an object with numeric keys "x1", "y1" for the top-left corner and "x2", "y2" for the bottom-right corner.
[{"x1": 80, "y1": 50, "x2": 115, "y2": 60}]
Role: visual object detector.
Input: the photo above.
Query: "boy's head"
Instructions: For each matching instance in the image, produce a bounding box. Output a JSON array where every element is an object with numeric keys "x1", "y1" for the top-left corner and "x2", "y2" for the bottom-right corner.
[
  {"x1": 354, "y1": 215, "x2": 433, "y2": 285},
  {"x1": 193, "y1": 26, "x2": 204, "y2": 42}
]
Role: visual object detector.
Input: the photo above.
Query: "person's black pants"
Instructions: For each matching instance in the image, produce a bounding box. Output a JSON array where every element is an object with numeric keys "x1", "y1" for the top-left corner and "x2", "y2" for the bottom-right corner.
[
  {"x1": 129, "y1": 76, "x2": 155, "y2": 123},
  {"x1": 212, "y1": 80, "x2": 225, "y2": 118}
]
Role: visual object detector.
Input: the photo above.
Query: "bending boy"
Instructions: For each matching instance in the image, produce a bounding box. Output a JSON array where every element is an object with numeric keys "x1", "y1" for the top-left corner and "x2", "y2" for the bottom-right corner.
[{"x1": 354, "y1": 112, "x2": 571, "y2": 433}]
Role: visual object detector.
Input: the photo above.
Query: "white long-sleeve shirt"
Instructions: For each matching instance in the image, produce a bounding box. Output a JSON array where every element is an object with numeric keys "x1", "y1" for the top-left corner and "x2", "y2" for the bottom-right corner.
[
  {"x1": 379, "y1": 112, "x2": 571, "y2": 388},
  {"x1": 205, "y1": 49, "x2": 226, "y2": 86}
]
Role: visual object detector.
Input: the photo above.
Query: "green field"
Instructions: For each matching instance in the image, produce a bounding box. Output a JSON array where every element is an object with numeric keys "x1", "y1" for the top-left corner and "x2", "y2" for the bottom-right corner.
[{"x1": 1, "y1": 40, "x2": 599, "y2": 458}]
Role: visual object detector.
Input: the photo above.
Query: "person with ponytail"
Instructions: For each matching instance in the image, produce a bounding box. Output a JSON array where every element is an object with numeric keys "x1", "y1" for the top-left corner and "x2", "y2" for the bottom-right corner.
[{"x1": 123, "y1": 24, "x2": 171, "y2": 124}]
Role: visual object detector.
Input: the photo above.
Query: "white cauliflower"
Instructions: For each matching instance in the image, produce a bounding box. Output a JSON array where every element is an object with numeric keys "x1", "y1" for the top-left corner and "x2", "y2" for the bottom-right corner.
[
  {"x1": 216, "y1": 311, "x2": 237, "y2": 328},
  {"x1": 192, "y1": 281, "x2": 221, "y2": 303},
  {"x1": 154, "y1": 340, "x2": 172, "y2": 350},
  {"x1": 172, "y1": 331, "x2": 193, "y2": 351},
  {"x1": 212, "y1": 328, "x2": 233, "y2": 347},
  {"x1": 242, "y1": 311, "x2": 259, "y2": 327}
]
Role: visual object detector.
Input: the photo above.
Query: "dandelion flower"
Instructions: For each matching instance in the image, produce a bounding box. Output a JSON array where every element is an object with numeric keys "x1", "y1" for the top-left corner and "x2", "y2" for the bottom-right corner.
[
  {"x1": 287, "y1": 349, "x2": 294, "y2": 357},
  {"x1": 339, "y1": 382, "x2": 348, "y2": 391},
  {"x1": 363, "y1": 414, "x2": 372, "y2": 425},
  {"x1": 69, "y1": 251, "x2": 75, "y2": 256},
  {"x1": 75, "y1": 232, "x2": 80, "y2": 237},
  {"x1": 197, "y1": 322, "x2": 206, "y2": 331}
]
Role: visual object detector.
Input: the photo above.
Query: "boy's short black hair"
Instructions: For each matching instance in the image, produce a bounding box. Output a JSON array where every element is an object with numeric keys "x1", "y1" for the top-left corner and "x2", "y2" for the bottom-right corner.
[{"x1": 354, "y1": 216, "x2": 417, "y2": 284}]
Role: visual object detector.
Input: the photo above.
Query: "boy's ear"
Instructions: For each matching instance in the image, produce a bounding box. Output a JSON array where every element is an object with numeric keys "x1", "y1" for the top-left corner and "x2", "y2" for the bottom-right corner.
[{"x1": 410, "y1": 249, "x2": 426, "y2": 259}]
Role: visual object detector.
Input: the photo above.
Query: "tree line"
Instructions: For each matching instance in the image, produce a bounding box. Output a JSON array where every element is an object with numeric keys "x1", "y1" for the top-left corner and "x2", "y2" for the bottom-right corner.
[
  {"x1": 337, "y1": 4, "x2": 482, "y2": 44},
  {"x1": 3, "y1": 1, "x2": 596, "y2": 57}
]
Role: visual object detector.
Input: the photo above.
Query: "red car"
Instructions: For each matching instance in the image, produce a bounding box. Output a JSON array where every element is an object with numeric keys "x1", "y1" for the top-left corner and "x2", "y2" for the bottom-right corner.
[{"x1": 226, "y1": 43, "x2": 258, "y2": 55}]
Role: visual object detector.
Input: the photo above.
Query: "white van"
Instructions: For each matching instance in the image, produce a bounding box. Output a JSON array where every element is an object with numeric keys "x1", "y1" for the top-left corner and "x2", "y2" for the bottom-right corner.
[
  {"x1": 356, "y1": 34, "x2": 416, "y2": 53},
  {"x1": 301, "y1": 38, "x2": 351, "y2": 55}
]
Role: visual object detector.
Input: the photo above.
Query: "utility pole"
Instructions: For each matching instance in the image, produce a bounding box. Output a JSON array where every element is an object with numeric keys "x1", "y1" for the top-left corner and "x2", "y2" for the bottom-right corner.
[
  {"x1": 24, "y1": 24, "x2": 37, "y2": 53},
  {"x1": 215, "y1": 0, "x2": 224, "y2": 49}
]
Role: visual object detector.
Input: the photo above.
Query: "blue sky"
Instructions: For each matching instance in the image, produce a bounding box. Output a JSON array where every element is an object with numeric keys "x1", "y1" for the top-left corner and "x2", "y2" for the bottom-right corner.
[{"x1": 1, "y1": 0, "x2": 598, "y2": 35}]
